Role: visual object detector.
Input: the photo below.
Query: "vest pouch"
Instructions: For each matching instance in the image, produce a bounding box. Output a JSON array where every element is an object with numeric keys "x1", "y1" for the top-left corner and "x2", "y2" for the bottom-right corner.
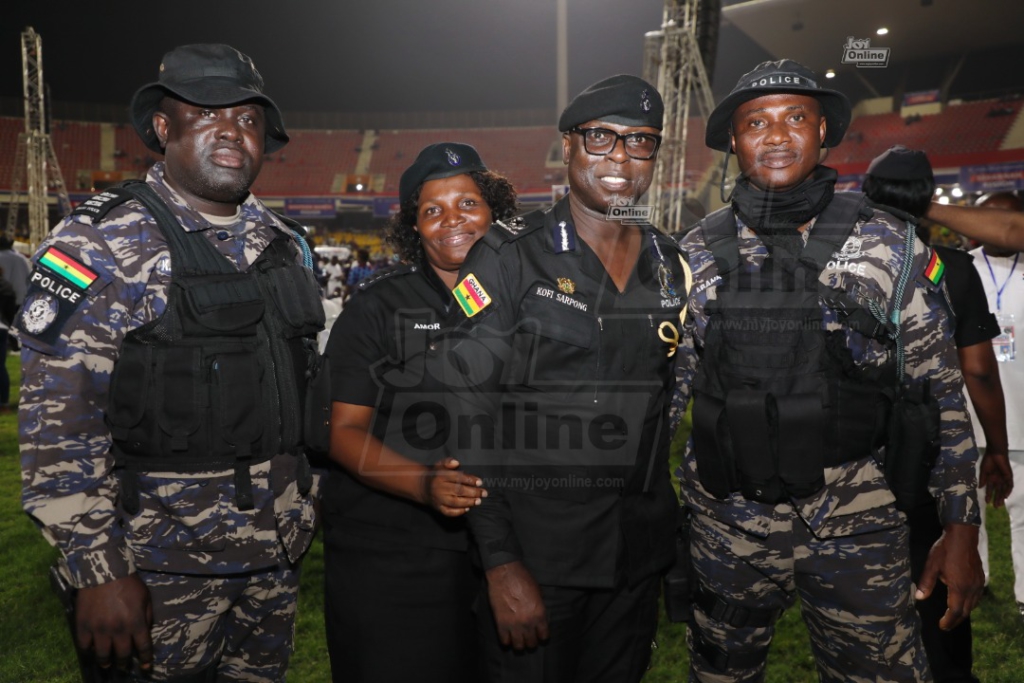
[
  {"x1": 156, "y1": 346, "x2": 204, "y2": 452},
  {"x1": 775, "y1": 393, "x2": 825, "y2": 499},
  {"x1": 106, "y1": 342, "x2": 152, "y2": 441},
  {"x1": 691, "y1": 393, "x2": 737, "y2": 499},
  {"x1": 728, "y1": 390, "x2": 786, "y2": 504},
  {"x1": 178, "y1": 273, "x2": 265, "y2": 336},
  {"x1": 210, "y1": 349, "x2": 265, "y2": 458},
  {"x1": 263, "y1": 264, "x2": 326, "y2": 338}
]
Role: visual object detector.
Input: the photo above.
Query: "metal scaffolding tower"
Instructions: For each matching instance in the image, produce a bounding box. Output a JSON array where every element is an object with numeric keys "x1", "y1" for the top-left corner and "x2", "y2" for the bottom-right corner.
[
  {"x1": 645, "y1": 0, "x2": 719, "y2": 235},
  {"x1": 6, "y1": 27, "x2": 71, "y2": 250}
]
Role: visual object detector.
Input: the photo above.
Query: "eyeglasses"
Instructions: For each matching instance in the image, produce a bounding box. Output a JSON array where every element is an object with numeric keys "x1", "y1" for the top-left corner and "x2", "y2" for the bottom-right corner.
[{"x1": 570, "y1": 127, "x2": 662, "y2": 160}]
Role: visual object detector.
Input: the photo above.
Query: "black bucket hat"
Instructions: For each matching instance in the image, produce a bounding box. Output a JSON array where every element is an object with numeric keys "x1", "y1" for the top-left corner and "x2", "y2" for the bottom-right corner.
[
  {"x1": 399, "y1": 143, "x2": 488, "y2": 206},
  {"x1": 130, "y1": 44, "x2": 289, "y2": 154},
  {"x1": 706, "y1": 59, "x2": 851, "y2": 152}
]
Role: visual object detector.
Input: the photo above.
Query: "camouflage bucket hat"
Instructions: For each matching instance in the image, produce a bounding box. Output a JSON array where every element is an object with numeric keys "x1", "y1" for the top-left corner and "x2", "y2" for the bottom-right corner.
[
  {"x1": 130, "y1": 43, "x2": 289, "y2": 154},
  {"x1": 705, "y1": 59, "x2": 851, "y2": 152}
]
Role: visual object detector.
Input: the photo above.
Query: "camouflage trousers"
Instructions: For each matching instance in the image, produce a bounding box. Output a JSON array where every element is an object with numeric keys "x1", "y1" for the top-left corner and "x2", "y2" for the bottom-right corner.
[
  {"x1": 131, "y1": 563, "x2": 300, "y2": 682},
  {"x1": 687, "y1": 505, "x2": 930, "y2": 683}
]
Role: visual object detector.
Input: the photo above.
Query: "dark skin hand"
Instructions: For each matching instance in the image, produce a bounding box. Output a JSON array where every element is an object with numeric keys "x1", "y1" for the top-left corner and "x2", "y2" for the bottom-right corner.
[
  {"x1": 75, "y1": 574, "x2": 153, "y2": 671},
  {"x1": 959, "y1": 340, "x2": 1014, "y2": 506},
  {"x1": 915, "y1": 522, "x2": 985, "y2": 630},
  {"x1": 927, "y1": 201, "x2": 1024, "y2": 252},
  {"x1": 485, "y1": 561, "x2": 549, "y2": 650},
  {"x1": 329, "y1": 402, "x2": 487, "y2": 515}
]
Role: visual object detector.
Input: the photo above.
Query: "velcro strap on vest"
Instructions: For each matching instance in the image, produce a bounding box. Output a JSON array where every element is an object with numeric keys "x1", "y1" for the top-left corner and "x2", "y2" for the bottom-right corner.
[
  {"x1": 727, "y1": 391, "x2": 784, "y2": 503},
  {"x1": 234, "y1": 461, "x2": 255, "y2": 511},
  {"x1": 117, "y1": 463, "x2": 141, "y2": 516},
  {"x1": 296, "y1": 452, "x2": 312, "y2": 496}
]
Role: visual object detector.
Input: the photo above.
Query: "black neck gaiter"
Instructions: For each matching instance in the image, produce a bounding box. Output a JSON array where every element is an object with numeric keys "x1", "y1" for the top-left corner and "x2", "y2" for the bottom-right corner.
[{"x1": 732, "y1": 165, "x2": 838, "y2": 256}]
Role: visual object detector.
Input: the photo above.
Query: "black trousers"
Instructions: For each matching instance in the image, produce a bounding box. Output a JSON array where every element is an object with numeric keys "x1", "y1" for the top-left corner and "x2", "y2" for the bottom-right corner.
[
  {"x1": 324, "y1": 535, "x2": 481, "y2": 683},
  {"x1": 908, "y1": 501, "x2": 980, "y2": 683},
  {"x1": 476, "y1": 573, "x2": 660, "y2": 683}
]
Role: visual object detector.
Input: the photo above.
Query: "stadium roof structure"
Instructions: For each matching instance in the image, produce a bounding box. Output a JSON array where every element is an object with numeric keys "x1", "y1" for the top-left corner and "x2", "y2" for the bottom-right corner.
[{"x1": 714, "y1": 0, "x2": 1024, "y2": 105}]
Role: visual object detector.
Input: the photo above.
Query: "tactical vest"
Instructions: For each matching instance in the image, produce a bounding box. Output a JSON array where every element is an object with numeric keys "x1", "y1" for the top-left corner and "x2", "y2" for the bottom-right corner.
[
  {"x1": 690, "y1": 193, "x2": 899, "y2": 504},
  {"x1": 89, "y1": 182, "x2": 325, "y2": 512}
]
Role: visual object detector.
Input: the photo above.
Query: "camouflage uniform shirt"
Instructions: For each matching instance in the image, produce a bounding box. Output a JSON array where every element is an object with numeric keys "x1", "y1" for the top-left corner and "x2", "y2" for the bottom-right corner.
[
  {"x1": 672, "y1": 206, "x2": 979, "y2": 537},
  {"x1": 16, "y1": 163, "x2": 320, "y2": 589}
]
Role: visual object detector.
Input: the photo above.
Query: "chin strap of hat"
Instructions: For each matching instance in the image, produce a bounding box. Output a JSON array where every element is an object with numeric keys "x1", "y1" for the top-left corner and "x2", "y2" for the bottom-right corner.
[{"x1": 718, "y1": 147, "x2": 734, "y2": 204}]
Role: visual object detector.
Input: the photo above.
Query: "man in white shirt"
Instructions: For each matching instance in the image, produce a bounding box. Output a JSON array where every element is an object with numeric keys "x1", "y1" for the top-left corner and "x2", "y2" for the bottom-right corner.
[{"x1": 967, "y1": 191, "x2": 1024, "y2": 619}]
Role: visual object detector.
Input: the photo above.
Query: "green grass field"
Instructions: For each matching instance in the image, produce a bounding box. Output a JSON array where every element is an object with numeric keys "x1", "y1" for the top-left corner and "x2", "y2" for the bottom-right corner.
[{"x1": 1, "y1": 350, "x2": 1022, "y2": 682}]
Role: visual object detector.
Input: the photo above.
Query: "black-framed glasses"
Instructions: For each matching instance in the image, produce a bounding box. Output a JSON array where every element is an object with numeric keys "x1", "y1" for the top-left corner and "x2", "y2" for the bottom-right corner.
[{"x1": 570, "y1": 126, "x2": 662, "y2": 160}]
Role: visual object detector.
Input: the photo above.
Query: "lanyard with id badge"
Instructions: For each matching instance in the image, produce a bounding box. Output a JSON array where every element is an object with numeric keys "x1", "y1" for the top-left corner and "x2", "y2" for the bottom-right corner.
[{"x1": 984, "y1": 251, "x2": 1019, "y2": 362}]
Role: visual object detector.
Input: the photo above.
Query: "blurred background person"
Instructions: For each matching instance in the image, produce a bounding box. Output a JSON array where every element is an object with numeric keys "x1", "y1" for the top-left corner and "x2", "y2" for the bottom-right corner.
[
  {"x1": 964, "y1": 191, "x2": 1024, "y2": 623},
  {"x1": 346, "y1": 248, "x2": 376, "y2": 288},
  {"x1": 864, "y1": 145, "x2": 1012, "y2": 682},
  {"x1": 321, "y1": 142, "x2": 516, "y2": 683}
]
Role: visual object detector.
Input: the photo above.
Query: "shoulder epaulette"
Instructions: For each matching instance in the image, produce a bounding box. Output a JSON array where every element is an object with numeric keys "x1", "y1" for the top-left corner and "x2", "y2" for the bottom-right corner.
[
  {"x1": 653, "y1": 228, "x2": 687, "y2": 257},
  {"x1": 270, "y1": 210, "x2": 308, "y2": 237},
  {"x1": 483, "y1": 213, "x2": 544, "y2": 250},
  {"x1": 864, "y1": 199, "x2": 915, "y2": 225},
  {"x1": 69, "y1": 186, "x2": 137, "y2": 222},
  {"x1": 357, "y1": 263, "x2": 416, "y2": 291}
]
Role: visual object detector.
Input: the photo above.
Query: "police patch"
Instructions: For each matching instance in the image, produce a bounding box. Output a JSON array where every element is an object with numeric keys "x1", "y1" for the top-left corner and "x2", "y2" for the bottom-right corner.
[{"x1": 20, "y1": 294, "x2": 59, "y2": 334}]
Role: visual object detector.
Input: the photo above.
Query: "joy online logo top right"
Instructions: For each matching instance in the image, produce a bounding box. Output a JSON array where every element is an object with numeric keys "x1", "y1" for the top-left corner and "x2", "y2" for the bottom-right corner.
[{"x1": 842, "y1": 36, "x2": 890, "y2": 68}]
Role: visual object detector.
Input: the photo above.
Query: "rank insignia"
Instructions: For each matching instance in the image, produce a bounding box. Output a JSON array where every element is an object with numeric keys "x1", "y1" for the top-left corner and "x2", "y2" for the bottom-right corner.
[
  {"x1": 452, "y1": 273, "x2": 492, "y2": 317},
  {"x1": 498, "y1": 217, "x2": 526, "y2": 234},
  {"x1": 557, "y1": 278, "x2": 575, "y2": 295},
  {"x1": 553, "y1": 221, "x2": 577, "y2": 253}
]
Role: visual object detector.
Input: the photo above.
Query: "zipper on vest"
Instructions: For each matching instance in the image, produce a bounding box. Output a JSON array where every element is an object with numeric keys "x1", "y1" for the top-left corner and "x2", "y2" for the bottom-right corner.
[{"x1": 594, "y1": 317, "x2": 603, "y2": 403}]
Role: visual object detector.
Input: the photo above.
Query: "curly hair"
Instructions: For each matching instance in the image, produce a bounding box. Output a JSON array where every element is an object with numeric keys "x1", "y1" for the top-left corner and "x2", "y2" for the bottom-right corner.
[{"x1": 385, "y1": 170, "x2": 518, "y2": 265}]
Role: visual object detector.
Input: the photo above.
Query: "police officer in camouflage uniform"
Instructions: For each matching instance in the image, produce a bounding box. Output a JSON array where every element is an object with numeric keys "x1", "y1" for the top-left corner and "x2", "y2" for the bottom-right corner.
[
  {"x1": 16, "y1": 44, "x2": 324, "y2": 682},
  {"x1": 671, "y1": 59, "x2": 984, "y2": 682}
]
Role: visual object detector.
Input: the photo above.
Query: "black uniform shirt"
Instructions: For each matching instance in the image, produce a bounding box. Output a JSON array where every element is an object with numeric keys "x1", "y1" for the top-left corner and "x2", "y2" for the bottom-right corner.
[
  {"x1": 323, "y1": 263, "x2": 468, "y2": 551},
  {"x1": 935, "y1": 245, "x2": 1000, "y2": 349},
  {"x1": 443, "y1": 197, "x2": 686, "y2": 588}
]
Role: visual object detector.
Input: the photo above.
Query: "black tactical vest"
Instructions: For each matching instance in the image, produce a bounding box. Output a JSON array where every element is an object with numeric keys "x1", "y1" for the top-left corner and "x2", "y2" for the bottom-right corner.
[
  {"x1": 690, "y1": 193, "x2": 897, "y2": 504},
  {"x1": 93, "y1": 182, "x2": 325, "y2": 511}
]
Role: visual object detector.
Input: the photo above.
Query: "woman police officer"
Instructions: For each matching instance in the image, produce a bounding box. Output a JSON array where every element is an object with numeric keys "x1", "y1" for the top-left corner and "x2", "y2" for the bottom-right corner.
[{"x1": 321, "y1": 142, "x2": 517, "y2": 682}]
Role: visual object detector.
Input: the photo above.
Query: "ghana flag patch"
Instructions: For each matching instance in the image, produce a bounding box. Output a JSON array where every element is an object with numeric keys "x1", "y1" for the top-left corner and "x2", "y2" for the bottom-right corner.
[
  {"x1": 38, "y1": 246, "x2": 98, "y2": 290},
  {"x1": 452, "y1": 274, "x2": 492, "y2": 317},
  {"x1": 924, "y1": 249, "x2": 945, "y2": 285}
]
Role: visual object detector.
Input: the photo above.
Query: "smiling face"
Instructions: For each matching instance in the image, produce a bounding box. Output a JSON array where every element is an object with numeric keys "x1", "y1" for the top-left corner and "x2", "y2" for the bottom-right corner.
[
  {"x1": 153, "y1": 97, "x2": 266, "y2": 216},
  {"x1": 562, "y1": 119, "x2": 659, "y2": 219},
  {"x1": 729, "y1": 93, "x2": 826, "y2": 192},
  {"x1": 415, "y1": 173, "x2": 493, "y2": 286}
]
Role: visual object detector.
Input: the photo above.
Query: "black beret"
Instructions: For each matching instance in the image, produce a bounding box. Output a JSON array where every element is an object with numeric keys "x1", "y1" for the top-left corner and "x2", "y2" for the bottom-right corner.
[
  {"x1": 706, "y1": 59, "x2": 851, "y2": 152},
  {"x1": 558, "y1": 75, "x2": 664, "y2": 132},
  {"x1": 398, "y1": 143, "x2": 488, "y2": 206},
  {"x1": 866, "y1": 145, "x2": 934, "y2": 182},
  {"x1": 131, "y1": 44, "x2": 288, "y2": 154}
]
